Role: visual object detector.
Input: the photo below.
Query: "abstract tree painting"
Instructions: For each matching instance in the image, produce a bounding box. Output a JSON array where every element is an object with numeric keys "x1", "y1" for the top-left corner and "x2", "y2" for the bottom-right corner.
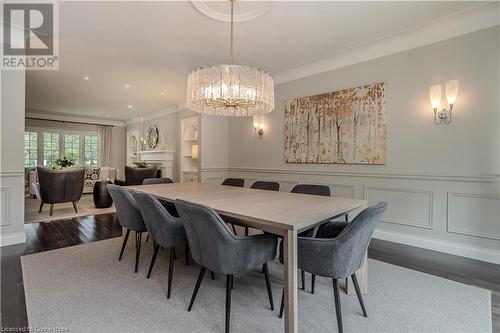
[{"x1": 285, "y1": 82, "x2": 386, "y2": 164}]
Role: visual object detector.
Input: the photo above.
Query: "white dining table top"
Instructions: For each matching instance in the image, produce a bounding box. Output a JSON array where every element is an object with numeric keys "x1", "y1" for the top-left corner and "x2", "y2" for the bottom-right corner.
[{"x1": 128, "y1": 182, "x2": 367, "y2": 234}]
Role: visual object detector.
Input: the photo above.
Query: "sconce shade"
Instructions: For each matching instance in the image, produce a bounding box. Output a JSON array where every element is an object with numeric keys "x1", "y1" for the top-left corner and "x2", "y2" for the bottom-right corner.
[
  {"x1": 191, "y1": 144, "x2": 199, "y2": 159},
  {"x1": 429, "y1": 85, "x2": 442, "y2": 109},
  {"x1": 445, "y1": 80, "x2": 459, "y2": 105},
  {"x1": 253, "y1": 114, "x2": 264, "y2": 129}
]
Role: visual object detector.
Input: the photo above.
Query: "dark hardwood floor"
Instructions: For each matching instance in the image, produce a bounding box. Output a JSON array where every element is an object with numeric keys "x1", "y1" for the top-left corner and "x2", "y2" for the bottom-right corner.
[{"x1": 1, "y1": 213, "x2": 499, "y2": 332}]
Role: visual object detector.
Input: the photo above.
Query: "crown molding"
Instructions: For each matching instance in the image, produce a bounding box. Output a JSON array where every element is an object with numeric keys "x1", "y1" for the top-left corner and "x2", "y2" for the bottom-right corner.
[
  {"x1": 126, "y1": 106, "x2": 179, "y2": 125},
  {"x1": 25, "y1": 109, "x2": 126, "y2": 127},
  {"x1": 274, "y1": 2, "x2": 500, "y2": 84}
]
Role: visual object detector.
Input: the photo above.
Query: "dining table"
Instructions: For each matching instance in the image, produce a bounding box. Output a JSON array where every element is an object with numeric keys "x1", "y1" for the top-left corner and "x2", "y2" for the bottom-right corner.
[{"x1": 128, "y1": 182, "x2": 368, "y2": 333}]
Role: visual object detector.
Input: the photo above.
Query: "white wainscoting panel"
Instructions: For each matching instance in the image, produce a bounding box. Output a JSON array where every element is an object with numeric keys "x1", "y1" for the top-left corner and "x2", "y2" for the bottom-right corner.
[
  {"x1": 447, "y1": 192, "x2": 500, "y2": 241},
  {"x1": 0, "y1": 187, "x2": 10, "y2": 226},
  {"x1": 364, "y1": 186, "x2": 433, "y2": 229}
]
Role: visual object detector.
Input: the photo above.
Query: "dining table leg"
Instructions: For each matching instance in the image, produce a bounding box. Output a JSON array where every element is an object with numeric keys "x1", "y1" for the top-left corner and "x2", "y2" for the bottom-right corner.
[{"x1": 283, "y1": 229, "x2": 298, "y2": 333}]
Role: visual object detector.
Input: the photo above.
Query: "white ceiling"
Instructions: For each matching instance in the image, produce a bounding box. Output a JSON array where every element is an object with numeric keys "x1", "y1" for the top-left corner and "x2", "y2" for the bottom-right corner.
[{"x1": 26, "y1": 1, "x2": 491, "y2": 121}]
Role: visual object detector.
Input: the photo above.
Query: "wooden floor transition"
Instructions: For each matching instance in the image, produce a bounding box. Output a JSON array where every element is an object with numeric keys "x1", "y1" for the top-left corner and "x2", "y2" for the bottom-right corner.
[{"x1": 1, "y1": 212, "x2": 499, "y2": 332}]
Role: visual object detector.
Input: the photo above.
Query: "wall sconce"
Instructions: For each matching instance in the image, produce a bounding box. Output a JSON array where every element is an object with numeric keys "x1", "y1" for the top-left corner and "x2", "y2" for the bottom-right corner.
[
  {"x1": 253, "y1": 115, "x2": 264, "y2": 138},
  {"x1": 429, "y1": 80, "x2": 459, "y2": 125},
  {"x1": 191, "y1": 144, "x2": 198, "y2": 159}
]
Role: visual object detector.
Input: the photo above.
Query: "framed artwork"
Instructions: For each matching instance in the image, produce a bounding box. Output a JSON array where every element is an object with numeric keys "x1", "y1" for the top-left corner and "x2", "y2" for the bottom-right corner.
[{"x1": 285, "y1": 82, "x2": 386, "y2": 164}]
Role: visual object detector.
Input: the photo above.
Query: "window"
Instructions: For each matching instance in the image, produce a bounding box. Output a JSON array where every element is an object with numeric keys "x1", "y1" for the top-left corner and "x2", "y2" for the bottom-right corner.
[
  {"x1": 64, "y1": 134, "x2": 80, "y2": 165},
  {"x1": 43, "y1": 132, "x2": 60, "y2": 166},
  {"x1": 24, "y1": 131, "x2": 38, "y2": 167},
  {"x1": 84, "y1": 134, "x2": 98, "y2": 166}
]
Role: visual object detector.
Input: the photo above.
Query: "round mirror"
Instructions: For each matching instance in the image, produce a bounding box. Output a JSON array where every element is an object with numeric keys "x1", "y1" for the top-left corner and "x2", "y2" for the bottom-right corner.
[{"x1": 147, "y1": 125, "x2": 159, "y2": 149}]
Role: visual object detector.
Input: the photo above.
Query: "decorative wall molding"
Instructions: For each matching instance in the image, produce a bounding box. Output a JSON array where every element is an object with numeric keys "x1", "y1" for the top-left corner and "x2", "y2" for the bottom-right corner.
[
  {"x1": 275, "y1": 2, "x2": 500, "y2": 84},
  {"x1": 226, "y1": 167, "x2": 499, "y2": 183},
  {"x1": 364, "y1": 186, "x2": 433, "y2": 230},
  {"x1": 373, "y1": 229, "x2": 500, "y2": 265},
  {"x1": 0, "y1": 187, "x2": 11, "y2": 226},
  {"x1": 447, "y1": 192, "x2": 500, "y2": 241},
  {"x1": 26, "y1": 110, "x2": 126, "y2": 127},
  {"x1": 0, "y1": 172, "x2": 24, "y2": 177},
  {"x1": 0, "y1": 232, "x2": 27, "y2": 248}
]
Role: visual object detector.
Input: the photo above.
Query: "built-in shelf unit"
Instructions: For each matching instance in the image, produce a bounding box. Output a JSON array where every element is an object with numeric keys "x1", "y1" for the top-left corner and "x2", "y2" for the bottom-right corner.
[
  {"x1": 126, "y1": 129, "x2": 139, "y2": 166},
  {"x1": 180, "y1": 116, "x2": 200, "y2": 182}
]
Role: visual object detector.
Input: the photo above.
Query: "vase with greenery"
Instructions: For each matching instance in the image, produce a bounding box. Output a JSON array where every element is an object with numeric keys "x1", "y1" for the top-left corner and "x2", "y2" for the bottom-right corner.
[
  {"x1": 53, "y1": 156, "x2": 75, "y2": 169},
  {"x1": 133, "y1": 161, "x2": 148, "y2": 168}
]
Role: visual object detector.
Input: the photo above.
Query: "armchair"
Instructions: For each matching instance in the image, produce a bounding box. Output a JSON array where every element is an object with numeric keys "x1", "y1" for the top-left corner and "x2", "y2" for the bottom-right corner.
[{"x1": 114, "y1": 166, "x2": 157, "y2": 186}]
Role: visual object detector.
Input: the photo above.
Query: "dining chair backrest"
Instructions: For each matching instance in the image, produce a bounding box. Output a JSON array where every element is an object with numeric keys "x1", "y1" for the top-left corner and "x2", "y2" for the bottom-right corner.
[
  {"x1": 106, "y1": 184, "x2": 146, "y2": 232},
  {"x1": 132, "y1": 191, "x2": 186, "y2": 248},
  {"x1": 143, "y1": 177, "x2": 174, "y2": 185},
  {"x1": 298, "y1": 202, "x2": 387, "y2": 279},
  {"x1": 291, "y1": 184, "x2": 331, "y2": 197},
  {"x1": 250, "y1": 181, "x2": 280, "y2": 192},
  {"x1": 221, "y1": 178, "x2": 245, "y2": 187}
]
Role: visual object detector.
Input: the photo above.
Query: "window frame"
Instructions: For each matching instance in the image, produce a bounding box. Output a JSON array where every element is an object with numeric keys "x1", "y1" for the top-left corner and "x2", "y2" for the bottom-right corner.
[{"x1": 25, "y1": 127, "x2": 99, "y2": 167}]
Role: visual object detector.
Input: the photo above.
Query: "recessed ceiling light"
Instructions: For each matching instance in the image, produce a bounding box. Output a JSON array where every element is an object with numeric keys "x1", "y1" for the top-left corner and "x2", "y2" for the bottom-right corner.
[
  {"x1": 83, "y1": 75, "x2": 90, "y2": 80},
  {"x1": 124, "y1": 84, "x2": 131, "y2": 88},
  {"x1": 161, "y1": 91, "x2": 166, "y2": 95},
  {"x1": 127, "y1": 105, "x2": 134, "y2": 109}
]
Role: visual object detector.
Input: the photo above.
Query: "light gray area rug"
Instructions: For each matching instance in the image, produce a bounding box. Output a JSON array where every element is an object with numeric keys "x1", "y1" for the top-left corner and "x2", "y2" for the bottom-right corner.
[
  {"x1": 21, "y1": 238, "x2": 491, "y2": 333},
  {"x1": 25, "y1": 194, "x2": 115, "y2": 224}
]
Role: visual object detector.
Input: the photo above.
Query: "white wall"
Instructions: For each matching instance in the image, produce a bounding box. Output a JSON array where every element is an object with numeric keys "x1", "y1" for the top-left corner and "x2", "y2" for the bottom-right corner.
[
  {"x1": 0, "y1": 70, "x2": 27, "y2": 246},
  {"x1": 227, "y1": 27, "x2": 500, "y2": 263}
]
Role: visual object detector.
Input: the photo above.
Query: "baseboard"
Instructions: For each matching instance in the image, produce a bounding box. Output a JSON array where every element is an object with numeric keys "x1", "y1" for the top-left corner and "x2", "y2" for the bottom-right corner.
[
  {"x1": 373, "y1": 229, "x2": 500, "y2": 265},
  {"x1": 0, "y1": 232, "x2": 26, "y2": 247}
]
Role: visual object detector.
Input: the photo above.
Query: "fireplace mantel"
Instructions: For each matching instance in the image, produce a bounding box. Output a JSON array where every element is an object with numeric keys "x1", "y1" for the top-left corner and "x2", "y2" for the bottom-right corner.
[{"x1": 136, "y1": 150, "x2": 175, "y2": 179}]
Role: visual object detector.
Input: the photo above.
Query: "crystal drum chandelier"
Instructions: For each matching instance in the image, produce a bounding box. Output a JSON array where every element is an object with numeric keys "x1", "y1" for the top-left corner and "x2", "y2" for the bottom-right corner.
[{"x1": 186, "y1": 0, "x2": 274, "y2": 116}]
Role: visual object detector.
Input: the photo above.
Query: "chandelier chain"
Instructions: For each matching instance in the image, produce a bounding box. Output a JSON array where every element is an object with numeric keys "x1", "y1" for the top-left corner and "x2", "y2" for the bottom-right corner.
[{"x1": 230, "y1": 0, "x2": 234, "y2": 65}]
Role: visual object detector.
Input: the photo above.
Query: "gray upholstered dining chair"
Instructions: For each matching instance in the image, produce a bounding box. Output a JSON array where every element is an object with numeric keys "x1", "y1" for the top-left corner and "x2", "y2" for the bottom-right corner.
[
  {"x1": 290, "y1": 184, "x2": 331, "y2": 290},
  {"x1": 132, "y1": 191, "x2": 188, "y2": 299},
  {"x1": 143, "y1": 177, "x2": 174, "y2": 185},
  {"x1": 106, "y1": 184, "x2": 147, "y2": 273},
  {"x1": 175, "y1": 199, "x2": 278, "y2": 333},
  {"x1": 221, "y1": 178, "x2": 245, "y2": 187},
  {"x1": 278, "y1": 202, "x2": 388, "y2": 333}
]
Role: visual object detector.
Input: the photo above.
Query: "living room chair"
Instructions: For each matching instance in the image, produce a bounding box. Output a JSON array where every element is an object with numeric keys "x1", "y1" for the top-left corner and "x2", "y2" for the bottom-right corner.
[
  {"x1": 106, "y1": 184, "x2": 147, "y2": 273},
  {"x1": 34, "y1": 167, "x2": 85, "y2": 216},
  {"x1": 175, "y1": 199, "x2": 277, "y2": 333},
  {"x1": 278, "y1": 202, "x2": 388, "y2": 333},
  {"x1": 114, "y1": 166, "x2": 157, "y2": 186},
  {"x1": 133, "y1": 191, "x2": 188, "y2": 299}
]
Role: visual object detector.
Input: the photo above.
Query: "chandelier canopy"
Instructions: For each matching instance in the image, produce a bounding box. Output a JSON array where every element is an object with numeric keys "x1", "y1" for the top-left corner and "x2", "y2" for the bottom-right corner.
[{"x1": 186, "y1": 1, "x2": 275, "y2": 116}]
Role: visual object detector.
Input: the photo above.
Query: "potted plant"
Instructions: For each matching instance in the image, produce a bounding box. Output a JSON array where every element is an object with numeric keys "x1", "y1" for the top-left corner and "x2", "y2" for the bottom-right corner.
[
  {"x1": 132, "y1": 161, "x2": 148, "y2": 168},
  {"x1": 53, "y1": 156, "x2": 76, "y2": 169}
]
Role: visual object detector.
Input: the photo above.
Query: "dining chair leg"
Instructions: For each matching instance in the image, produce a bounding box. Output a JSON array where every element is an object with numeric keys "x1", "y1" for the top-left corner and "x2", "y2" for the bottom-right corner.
[
  {"x1": 173, "y1": 247, "x2": 177, "y2": 260},
  {"x1": 225, "y1": 274, "x2": 233, "y2": 333},
  {"x1": 210, "y1": 271, "x2": 215, "y2": 280},
  {"x1": 278, "y1": 288, "x2": 284, "y2": 319},
  {"x1": 301, "y1": 270, "x2": 305, "y2": 290},
  {"x1": 185, "y1": 245, "x2": 190, "y2": 266},
  {"x1": 167, "y1": 247, "x2": 175, "y2": 299},
  {"x1": 147, "y1": 242, "x2": 160, "y2": 279},
  {"x1": 332, "y1": 279, "x2": 343, "y2": 333},
  {"x1": 188, "y1": 266, "x2": 206, "y2": 311},
  {"x1": 38, "y1": 202, "x2": 43, "y2": 213},
  {"x1": 72, "y1": 201, "x2": 78, "y2": 213},
  {"x1": 145, "y1": 234, "x2": 149, "y2": 243},
  {"x1": 351, "y1": 273, "x2": 367, "y2": 317},
  {"x1": 231, "y1": 224, "x2": 237, "y2": 235},
  {"x1": 244, "y1": 227, "x2": 249, "y2": 236},
  {"x1": 311, "y1": 274, "x2": 316, "y2": 294},
  {"x1": 134, "y1": 232, "x2": 142, "y2": 273},
  {"x1": 49, "y1": 203, "x2": 54, "y2": 216},
  {"x1": 262, "y1": 263, "x2": 274, "y2": 310},
  {"x1": 118, "y1": 229, "x2": 130, "y2": 261}
]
